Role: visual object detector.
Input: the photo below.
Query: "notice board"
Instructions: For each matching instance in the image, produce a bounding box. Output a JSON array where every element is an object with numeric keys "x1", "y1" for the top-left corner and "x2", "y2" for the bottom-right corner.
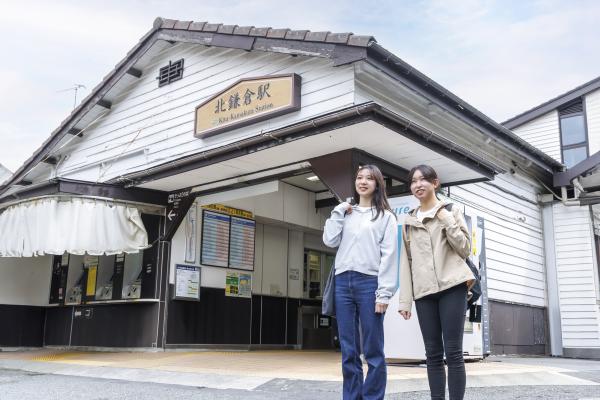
[
  {"x1": 200, "y1": 209, "x2": 255, "y2": 271},
  {"x1": 173, "y1": 264, "x2": 201, "y2": 301}
]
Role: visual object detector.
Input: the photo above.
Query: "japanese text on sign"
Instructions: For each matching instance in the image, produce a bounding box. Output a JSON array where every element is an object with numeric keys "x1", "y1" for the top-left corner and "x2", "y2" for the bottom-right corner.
[{"x1": 195, "y1": 74, "x2": 301, "y2": 138}]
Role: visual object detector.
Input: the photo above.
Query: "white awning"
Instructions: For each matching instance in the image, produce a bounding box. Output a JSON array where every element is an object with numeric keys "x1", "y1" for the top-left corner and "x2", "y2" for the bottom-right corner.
[{"x1": 0, "y1": 197, "x2": 148, "y2": 257}]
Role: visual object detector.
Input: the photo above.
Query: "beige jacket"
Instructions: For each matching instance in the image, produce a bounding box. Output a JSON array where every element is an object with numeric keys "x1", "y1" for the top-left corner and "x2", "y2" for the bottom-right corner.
[{"x1": 398, "y1": 201, "x2": 474, "y2": 312}]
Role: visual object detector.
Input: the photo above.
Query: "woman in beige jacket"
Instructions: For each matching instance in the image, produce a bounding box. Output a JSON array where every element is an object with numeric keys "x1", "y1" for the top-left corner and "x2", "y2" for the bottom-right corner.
[{"x1": 398, "y1": 165, "x2": 474, "y2": 400}]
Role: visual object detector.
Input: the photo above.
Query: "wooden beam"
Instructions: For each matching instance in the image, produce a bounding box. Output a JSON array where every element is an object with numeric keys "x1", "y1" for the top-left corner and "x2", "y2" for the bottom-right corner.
[
  {"x1": 42, "y1": 156, "x2": 58, "y2": 165},
  {"x1": 126, "y1": 67, "x2": 142, "y2": 78},
  {"x1": 97, "y1": 99, "x2": 112, "y2": 109},
  {"x1": 67, "y1": 128, "x2": 83, "y2": 136},
  {"x1": 315, "y1": 197, "x2": 337, "y2": 209},
  {"x1": 309, "y1": 149, "x2": 355, "y2": 202},
  {"x1": 309, "y1": 148, "x2": 411, "y2": 202}
]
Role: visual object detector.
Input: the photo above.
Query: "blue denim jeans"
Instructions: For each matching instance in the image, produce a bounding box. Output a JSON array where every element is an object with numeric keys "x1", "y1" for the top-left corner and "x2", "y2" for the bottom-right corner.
[{"x1": 335, "y1": 270, "x2": 386, "y2": 400}]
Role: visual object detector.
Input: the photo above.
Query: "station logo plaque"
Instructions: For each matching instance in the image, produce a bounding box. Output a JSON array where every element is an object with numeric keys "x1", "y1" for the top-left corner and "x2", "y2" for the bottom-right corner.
[{"x1": 195, "y1": 74, "x2": 301, "y2": 138}]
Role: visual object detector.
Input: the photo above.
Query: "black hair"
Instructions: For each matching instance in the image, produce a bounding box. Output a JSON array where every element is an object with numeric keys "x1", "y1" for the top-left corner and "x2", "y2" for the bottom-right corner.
[{"x1": 408, "y1": 164, "x2": 441, "y2": 199}]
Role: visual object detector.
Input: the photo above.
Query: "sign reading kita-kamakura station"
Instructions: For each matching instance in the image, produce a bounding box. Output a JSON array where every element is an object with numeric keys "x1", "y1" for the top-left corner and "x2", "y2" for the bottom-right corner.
[{"x1": 195, "y1": 74, "x2": 301, "y2": 138}]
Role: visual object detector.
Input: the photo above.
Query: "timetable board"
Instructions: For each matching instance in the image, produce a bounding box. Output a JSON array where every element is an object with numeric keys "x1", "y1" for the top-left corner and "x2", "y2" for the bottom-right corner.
[
  {"x1": 229, "y1": 217, "x2": 255, "y2": 271},
  {"x1": 201, "y1": 210, "x2": 230, "y2": 267},
  {"x1": 200, "y1": 209, "x2": 255, "y2": 271}
]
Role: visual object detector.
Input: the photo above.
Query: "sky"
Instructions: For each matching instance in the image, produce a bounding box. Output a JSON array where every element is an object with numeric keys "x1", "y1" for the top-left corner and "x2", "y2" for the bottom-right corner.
[{"x1": 1, "y1": 0, "x2": 599, "y2": 172}]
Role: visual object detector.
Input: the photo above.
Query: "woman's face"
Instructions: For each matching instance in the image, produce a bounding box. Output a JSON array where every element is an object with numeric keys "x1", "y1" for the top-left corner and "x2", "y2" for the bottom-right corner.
[
  {"x1": 355, "y1": 168, "x2": 377, "y2": 199},
  {"x1": 410, "y1": 169, "x2": 438, "y2": 201}
]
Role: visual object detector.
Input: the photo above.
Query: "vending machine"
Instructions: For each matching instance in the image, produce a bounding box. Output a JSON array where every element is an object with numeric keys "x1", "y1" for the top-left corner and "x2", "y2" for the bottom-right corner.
[{"x1": 384, "y1": 196, "x2": 489, "y2": 362}]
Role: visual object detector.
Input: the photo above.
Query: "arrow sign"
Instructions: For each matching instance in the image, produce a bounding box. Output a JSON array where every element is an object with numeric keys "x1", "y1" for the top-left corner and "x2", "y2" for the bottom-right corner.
[{"x1": 164, "y1": 189, "x2": 197, "y2": 241}]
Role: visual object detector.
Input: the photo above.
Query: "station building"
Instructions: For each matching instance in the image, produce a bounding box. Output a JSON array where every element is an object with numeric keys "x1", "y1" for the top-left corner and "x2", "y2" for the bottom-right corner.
[
  {"x1": 0, "y1": 17, "x2": 596, "y2": 358},
  {"x1": 504, "y1": 76, "x2": 600, "y2": 359}
]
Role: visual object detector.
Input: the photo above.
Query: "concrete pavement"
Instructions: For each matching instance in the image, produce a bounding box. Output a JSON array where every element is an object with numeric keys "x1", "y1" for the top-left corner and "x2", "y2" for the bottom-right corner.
[{"x1": 0, "y1": 349, "x2": 598, "y2": 398}]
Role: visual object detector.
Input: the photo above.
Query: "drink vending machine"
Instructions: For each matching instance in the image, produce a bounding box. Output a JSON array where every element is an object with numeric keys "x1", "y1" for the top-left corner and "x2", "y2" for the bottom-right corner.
[{"x1": 384, "y1": 196, "x2": 489, "y2": 362}]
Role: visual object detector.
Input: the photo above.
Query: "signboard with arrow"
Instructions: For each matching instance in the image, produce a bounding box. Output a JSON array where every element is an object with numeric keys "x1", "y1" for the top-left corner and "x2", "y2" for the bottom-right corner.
[{"x1": 164, "y1": 189, "x2": 196, "y2": 241}]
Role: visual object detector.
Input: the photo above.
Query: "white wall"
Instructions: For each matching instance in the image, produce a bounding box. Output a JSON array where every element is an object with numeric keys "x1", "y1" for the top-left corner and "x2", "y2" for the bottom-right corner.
[
  {"x1": 218, "y1": 182, "x2": 327, "y2": 231},
  {"x1": 55, "y1": 43, "x2": 355, "y2": 183},
  {"x1": 512, "y1": 111, "x2": 562, "y2": 163},
  {"x1": 451, "y1": 172, "x2": 547, "y2": 307},
  {"x1": 169, "y1": 181, "x2": 329, "y2": 299},
  {"x1": 0, "y1": 256, "x2": 52, "y2": 306},
  {"x1": 552, "y1": 203, "x2": 600, "y2": 349},
  {"x1": 586, "y1": 88, "x2": 600, "y2": 155}
]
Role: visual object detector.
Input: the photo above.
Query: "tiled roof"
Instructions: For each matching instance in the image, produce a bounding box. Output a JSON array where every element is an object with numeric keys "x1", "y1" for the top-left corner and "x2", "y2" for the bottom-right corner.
[{"x1": 154, "y1": 17, "x2": 375, "y2": 47}]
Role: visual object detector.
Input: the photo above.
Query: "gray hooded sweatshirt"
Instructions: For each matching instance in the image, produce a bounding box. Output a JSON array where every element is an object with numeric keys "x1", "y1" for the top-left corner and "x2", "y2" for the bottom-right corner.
[{"x1": 322, "y1": 202, "x2": 399, "y2": 304}]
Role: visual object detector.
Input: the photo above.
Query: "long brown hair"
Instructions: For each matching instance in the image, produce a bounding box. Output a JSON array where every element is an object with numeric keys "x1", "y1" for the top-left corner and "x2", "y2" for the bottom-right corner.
[{"x1": 353, "y1": 164, "x2": 394, "y2": 221}]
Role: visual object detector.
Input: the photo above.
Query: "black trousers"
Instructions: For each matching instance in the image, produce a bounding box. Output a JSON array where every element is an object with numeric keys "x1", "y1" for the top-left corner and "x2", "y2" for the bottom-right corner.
[{"x1": 415, "y1": 283, "x2": 467, "y2": 400}]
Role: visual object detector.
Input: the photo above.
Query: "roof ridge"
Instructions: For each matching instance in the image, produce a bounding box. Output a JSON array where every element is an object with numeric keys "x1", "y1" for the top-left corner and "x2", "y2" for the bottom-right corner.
[{"x1": 154, "y1": 17, "x2": 376, "y2": 47}]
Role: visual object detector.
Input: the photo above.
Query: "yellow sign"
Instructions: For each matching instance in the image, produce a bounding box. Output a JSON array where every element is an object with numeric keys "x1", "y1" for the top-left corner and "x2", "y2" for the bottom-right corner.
[
  {"x1": 86, "y1": 266, "x2": 97, "y2": 297},
  {"x1": 195, "y1": 74, "x2": 301, "y2": 138},
  {"x1": 203, "y1": 204, "x2": 253, "y2": 219}
]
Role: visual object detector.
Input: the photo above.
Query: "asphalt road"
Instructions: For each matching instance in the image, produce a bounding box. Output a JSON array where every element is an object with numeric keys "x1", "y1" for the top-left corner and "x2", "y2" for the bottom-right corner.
[{"x1": 0, "y1": 369, "x2": 599, "y2": 400}]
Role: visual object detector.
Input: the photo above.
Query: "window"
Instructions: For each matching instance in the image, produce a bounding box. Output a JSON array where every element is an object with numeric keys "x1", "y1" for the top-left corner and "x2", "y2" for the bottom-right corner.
[
  {"x1": 157, "y1": 59, "x2": 184, "y2": 87},
  {"x1": 559, "y1": 101, "x2": 588, "y2": 168},
  {"x1": 303, "y1": 250, "x2": 335, "y2": 299}
]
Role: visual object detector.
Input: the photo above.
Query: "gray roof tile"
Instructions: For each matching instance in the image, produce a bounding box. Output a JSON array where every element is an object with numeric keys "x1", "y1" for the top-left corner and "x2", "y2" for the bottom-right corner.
[
  {"x1": 347, "y1": 35, "x2": 375, "y2": 47},
  {"x1": 155, "y1": 18, "x2": 374, "y2": 48},
  {"x1": 218, "y1": 24, "x2": 237, "y2": 34},
  {"x1": 233, "y1": 26, "x2": 254, "y2": 35},
  {"x1": 304, "y1": 31, "x2": 330, "y2": 42},
  {"x1": 267, "y1": 28, "x2": 289, "y2": 39},
  {"x1": 188, "y1": 21, "x2": 207, "y2": 31},
  {"x1": 285, "y1": 30, "x2": 308, "y2": 40},
  {"x1": 203, "y1": 23, "x2": 222, "y2": 32},
  {"x1": 161, "y1": 19, "x2": 177, "y2": 29},
  {"x1": 249, "y1": 27, "x2": 271, "y2": 37},
  {"x1": 174, "y1": 20, "x2": 192, "y2": 30},
  {"x1": 326, "y1": 32, "x2": 352, "y2": 44}
]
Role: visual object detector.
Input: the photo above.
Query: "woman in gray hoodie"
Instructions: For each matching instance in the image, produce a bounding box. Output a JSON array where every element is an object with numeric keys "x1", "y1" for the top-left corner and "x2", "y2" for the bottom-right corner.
[{"x1": 323, "y1": 164, "x2": 398, "y2": 400}]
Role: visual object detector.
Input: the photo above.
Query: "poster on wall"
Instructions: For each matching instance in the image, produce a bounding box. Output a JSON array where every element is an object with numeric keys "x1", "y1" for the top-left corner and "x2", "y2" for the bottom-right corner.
[
  {"x1": 201, "y1": 210, "x2": 231, "y2": 267},
  {"x1": 83, "y1": 255, "x2": 99, "y2": 298},
  {"x1": 174, "y1": 264, "x2": 201, "y2": 301},
  {"x1": 225, "y1": 271, "x2": 252, "y2": 298},
  {"x1": 185, "y1": 203, "x2": 197, "y2": 263},
  {"x1": 229, "y1": 216, "x2": 255, "y2": 271}
]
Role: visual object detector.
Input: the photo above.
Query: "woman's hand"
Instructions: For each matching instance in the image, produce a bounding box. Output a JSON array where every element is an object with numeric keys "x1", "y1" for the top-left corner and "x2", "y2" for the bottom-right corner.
[
  {"x1": 334, "y1": 201, "x2": 353, "y2": 215},
  {"x1": 375, "y1": 303, "x2": 388, "y2": 314},
  {"x1": 435, "y1": 207, "x2": 454, "y2": 224},
  {"x1": 399, "y1": 310, "x2": 412, "y2": 320}
]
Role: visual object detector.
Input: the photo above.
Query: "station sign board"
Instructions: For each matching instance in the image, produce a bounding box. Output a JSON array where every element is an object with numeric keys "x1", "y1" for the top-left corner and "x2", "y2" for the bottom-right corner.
[{"x1": 195, "y1": 74, "x2": 301, "y2": 138}]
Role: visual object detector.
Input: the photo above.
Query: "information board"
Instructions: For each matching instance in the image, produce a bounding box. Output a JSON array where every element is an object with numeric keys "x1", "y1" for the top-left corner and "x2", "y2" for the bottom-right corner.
[
  {"x1": 225, "y1": 271, "x2": 252, "y2": 298},
  {"x1": 201, "y1": 210, "x2": 231, "y2": 267},
  {"x1": 229, "y1": 217, "x2": 256, "y2": 271},
  {"x1": 174, "y1": 264, "x2": 201, "y2": 301}
]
